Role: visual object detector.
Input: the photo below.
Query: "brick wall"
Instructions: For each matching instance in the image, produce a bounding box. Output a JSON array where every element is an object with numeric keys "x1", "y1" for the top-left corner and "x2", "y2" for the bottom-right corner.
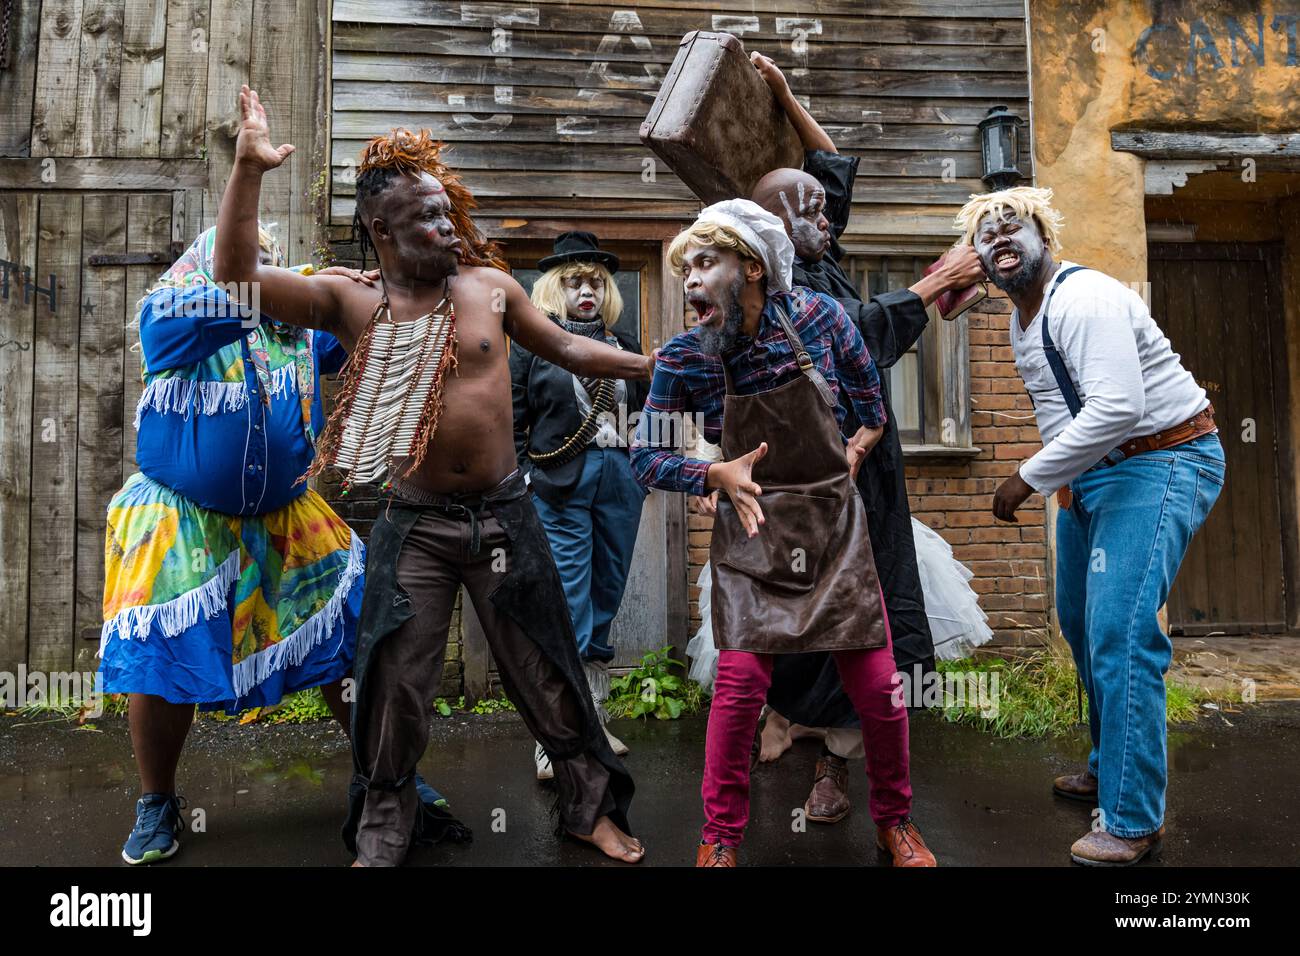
[{"x1": 687, "y1": 287, "x2": 1053, "y2": 650}]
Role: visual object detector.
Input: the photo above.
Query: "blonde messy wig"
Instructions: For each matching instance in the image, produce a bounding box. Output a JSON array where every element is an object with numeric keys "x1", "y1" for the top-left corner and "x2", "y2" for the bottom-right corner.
[
  {"x1": 531, "y1": 261, "x2": 624, "y2": 330},
  {"x1": 667, "y1": 221, "x2": 761, "y2": 277},
  {"x1": 953, "y1": 186, "x2": 1065, "y2": 254}
]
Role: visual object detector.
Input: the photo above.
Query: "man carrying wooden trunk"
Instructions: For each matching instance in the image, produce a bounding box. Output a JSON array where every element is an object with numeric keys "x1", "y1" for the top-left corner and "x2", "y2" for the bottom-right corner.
[
  {"x1": 954, "y1": 186, "x2": 1224, "y2": 865},
  {"x1": 630, "y1": 199, "x2": 936, "y2": 867},
  {"x1": 745, "y1": 51, "x2": 988, "y2": 825},
  {"x1": 212, "y1": 86, "x2": 651, "y2": 866}
]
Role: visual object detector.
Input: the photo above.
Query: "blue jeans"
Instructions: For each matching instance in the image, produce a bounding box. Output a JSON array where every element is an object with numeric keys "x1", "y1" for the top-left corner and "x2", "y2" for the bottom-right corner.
[
  {"x1": 1055, "y1": 432, "x2": 1225, "y2": 838},
  {"x1": 533, "y1": 448, "x2": 646, "y2": 662}
]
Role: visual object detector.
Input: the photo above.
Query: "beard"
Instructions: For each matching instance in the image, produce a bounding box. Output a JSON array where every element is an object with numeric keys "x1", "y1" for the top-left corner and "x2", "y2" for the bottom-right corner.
[
  {"x1": 985, "y1": 244, "x2": 1045, "y2": 295},
  {"x1": 695, "y1": 273, "x2": 747, "y2": 357}
]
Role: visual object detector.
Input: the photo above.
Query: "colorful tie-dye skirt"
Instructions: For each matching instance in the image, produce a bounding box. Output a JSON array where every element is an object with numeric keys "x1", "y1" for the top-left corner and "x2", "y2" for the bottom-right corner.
[{"x1": 99, "y1": 472, "x2": 363, "y2": 712}]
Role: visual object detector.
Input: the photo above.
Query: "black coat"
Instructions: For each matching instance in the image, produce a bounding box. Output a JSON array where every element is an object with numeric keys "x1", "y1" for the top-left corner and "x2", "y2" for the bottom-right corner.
[
  {"x1": 765, "y1": 149, "x2": 937, "y2": 728},
  {"x1": 509, "y1": 319, "x2": 648, "y2": 506}
]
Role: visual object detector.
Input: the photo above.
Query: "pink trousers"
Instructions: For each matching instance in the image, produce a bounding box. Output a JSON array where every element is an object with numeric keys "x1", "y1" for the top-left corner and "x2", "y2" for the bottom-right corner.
[{"x1": 700, "y1": 624, "x2": 911, "y2": 847}]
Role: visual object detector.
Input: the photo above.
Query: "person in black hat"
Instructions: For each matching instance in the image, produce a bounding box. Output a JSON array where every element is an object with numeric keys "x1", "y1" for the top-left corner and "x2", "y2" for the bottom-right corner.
[{"x1": 510, "y1": 232, "x2": 650, "y2": 779}]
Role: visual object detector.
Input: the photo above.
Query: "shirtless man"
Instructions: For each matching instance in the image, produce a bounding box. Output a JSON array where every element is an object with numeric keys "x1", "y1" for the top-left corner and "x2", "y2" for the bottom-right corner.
[{"x1": 213, "y1": 86, "x2": 650, "y2": 866}]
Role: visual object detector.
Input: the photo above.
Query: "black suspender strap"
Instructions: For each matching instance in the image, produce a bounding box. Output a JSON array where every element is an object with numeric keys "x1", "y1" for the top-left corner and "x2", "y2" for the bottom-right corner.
[{"x1": 1040, "y1": 265, "x2": 1089, "y2": 418}]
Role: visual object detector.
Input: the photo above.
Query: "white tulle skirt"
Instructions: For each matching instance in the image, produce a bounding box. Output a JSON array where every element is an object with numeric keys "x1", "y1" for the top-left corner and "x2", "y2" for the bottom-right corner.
[
  {"x1": 910, "y1": 518, "x2": 994, "y2": 661},
  {"x1": 686, "y1": 518, "x2": 993, "y2": 691}
]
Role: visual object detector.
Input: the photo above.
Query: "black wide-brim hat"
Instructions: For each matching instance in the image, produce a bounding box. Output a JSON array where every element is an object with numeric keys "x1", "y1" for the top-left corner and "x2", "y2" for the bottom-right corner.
[{"x1": 537, "y1": 230, "x2": 619, "y2": 274}]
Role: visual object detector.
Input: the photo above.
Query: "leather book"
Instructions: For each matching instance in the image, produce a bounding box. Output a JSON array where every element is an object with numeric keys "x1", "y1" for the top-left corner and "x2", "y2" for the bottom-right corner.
[{"x1": 925, "y1": 251, "x2": 989, "y2": 321}]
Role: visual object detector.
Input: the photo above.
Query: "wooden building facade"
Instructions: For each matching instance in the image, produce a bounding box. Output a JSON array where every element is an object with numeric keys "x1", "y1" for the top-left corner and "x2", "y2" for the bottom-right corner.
[
  {"x1": 0, "y1": 0, "x2": 329, "y2": 674},
  {"x1": 0, "y1": 0, "x2": 1051, "y2": 686}
]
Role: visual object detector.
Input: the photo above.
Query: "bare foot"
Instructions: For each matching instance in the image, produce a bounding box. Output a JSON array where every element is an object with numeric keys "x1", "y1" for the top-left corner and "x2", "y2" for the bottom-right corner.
[
  {"x1": 568, "y1": 815, "x2": 645, "y2": 863},
  {"x1": 788, "y1": 723, "x2": 827, "y2": 743},
  {"x1": 759, "y1": 710, "x2": 793, "y2": 763}
]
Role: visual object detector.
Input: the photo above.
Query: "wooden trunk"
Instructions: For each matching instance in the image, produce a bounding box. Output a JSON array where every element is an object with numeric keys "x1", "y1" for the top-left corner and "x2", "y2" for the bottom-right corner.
[{"x1": 639, "y1": 31, "x2": 803, "y2": 204}]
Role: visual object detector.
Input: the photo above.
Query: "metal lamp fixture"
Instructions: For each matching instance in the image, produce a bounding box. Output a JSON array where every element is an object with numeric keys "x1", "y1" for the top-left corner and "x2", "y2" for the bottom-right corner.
[{"x1": 979, "y1": 105, "x2": 1025, "y2": 190}]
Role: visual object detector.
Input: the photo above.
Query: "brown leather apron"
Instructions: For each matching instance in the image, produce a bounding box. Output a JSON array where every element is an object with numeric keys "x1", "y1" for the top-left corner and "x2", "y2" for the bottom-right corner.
[{"x1": 710, "y1": 306, "x2": 888, "y2": 654}]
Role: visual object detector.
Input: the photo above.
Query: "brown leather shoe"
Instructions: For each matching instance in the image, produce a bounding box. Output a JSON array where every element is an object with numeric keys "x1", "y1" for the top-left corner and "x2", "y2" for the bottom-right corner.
[
  {"x1": 805, "y1": 754, "x2": 851, "y2": 824},
  {"x1": 1070, "y1": 826, "x2": 1164, "y2": 866},
  {"x1": 696, "y1": 842, "x2": 737, "y2": 868},
  {"x1": 876, "y1": 818, "x2": 937, "y2": 867},
  {"x1": 1053, "y1": 770, "x2": 1099, "y2": 802}
]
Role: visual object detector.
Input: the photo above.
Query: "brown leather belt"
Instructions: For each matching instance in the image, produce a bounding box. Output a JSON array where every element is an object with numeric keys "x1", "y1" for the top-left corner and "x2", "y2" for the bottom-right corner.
[{"x1": 1055, "y1": 403, "x2": 1217, "y2": 509}]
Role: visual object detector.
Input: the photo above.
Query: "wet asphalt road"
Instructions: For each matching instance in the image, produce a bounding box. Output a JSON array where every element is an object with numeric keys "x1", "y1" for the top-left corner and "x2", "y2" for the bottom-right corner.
[{"x1": 2, "y1": 703, "x2": 1298, "y2": 867}]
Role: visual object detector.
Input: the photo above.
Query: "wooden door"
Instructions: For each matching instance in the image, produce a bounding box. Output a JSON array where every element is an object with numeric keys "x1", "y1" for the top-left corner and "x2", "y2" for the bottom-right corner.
[
  {"x1": 0, "y1": 190, "x2": 174, "y2": 674},
  {"x1": 1148, "y1": 242, "x2": 1289, "y2": 635}
]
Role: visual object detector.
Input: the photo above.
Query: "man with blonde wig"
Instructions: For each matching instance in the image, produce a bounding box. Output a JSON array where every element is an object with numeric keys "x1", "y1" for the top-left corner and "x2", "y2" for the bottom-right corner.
[
  {"x1": 631, "y1": 199, "x2": 937, "y2": 867},
  {"x1": 954, "y1": 186, "x2": 1223, "y2": 865}
]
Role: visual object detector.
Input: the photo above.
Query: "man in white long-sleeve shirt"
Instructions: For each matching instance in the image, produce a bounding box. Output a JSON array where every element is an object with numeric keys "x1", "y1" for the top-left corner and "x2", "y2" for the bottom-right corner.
[{"x1": 954, "y1": 187, "x2": 1225, "y2": 866}]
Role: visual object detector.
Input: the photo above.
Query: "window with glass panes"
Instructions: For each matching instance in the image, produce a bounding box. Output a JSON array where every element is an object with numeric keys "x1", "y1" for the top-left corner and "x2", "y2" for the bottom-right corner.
[{"x1": 840, "y1": 252, "x2": 974, "y2": 452}]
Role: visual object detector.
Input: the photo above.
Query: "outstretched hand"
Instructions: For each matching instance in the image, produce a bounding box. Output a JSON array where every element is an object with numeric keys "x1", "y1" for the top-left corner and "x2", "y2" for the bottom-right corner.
[
  {"x1": 706, "y1": 442, "x2": 767, "y2": 537},
  {"x1": 235, "y1": 85, "x2": 295, "y2": 172}
]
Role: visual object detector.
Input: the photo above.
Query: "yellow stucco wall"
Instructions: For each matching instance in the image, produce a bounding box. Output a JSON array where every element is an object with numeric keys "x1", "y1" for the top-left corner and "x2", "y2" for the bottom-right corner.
[{"x1": 1030, "y1": 0, "x2": 1300, "y2": 282}]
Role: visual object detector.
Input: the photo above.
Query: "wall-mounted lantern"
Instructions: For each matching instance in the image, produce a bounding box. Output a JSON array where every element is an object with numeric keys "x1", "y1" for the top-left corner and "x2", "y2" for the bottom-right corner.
[{"x1": 979, "y1": 105, "x2": 1026, "y2": 190}]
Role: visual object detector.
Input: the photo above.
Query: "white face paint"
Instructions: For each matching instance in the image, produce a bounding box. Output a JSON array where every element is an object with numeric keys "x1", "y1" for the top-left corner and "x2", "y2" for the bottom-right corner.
[
  {"x1": 974, "y1": 210, "x2": 1046, "y2": 293},
  {"x1": 563, "y1": 271, "x2": 606, "y2": 321},
  {"x1": 778, "y1": 180, "x2": 829, "y2": 261}
]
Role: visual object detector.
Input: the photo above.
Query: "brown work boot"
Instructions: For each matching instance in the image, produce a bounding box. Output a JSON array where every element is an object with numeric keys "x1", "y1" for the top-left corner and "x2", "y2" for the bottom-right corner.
[
  {"x1": 805, "y1": 754, "x2": 851, "y2": 824},
  {"x1": 1070, "y1": 826, "x2": 1164, "y2": 866},
  {"x1": 696, "y1": 842, "x2": 737, "y2": 868},
  {"x1": 876, "y1": 818, "x2": 937, "y2": 867},
  {"x1": 1053, "y1": 770, "x2": 1099, "y2": 802}
]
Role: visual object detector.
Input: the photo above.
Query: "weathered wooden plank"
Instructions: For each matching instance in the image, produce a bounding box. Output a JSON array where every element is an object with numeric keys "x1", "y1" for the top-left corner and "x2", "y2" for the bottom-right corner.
[
  {"x1": 31, "y1": 0, "x2": 86, "y2": 157},
  {"x1": 331, "y1": 2, "x2": 1027, "y2": 46},
  {"x1": 332, "y1": 80, "x2": 1025, "y2": 126},
  {"x1": 117, "y1": 0, "x2": 168, "y2": 157},
  {"x1": 332, "y1": 110, "x2": 994, "y2": 152},
  {"x1": 27, "y1": 194, "x2": 82, "y2": 672},
  {"x1": 332, "y1": 51, "x2": 1028, "y2": 97},
  {"x1": 0, "y1": 158, "x2": 208, "y2": 189},
  {"x1": 0, "y1": 0, "x2": 44, "y2": 156},
  {"x1": 288, "y1": 0, "x2": 327, "y2": 264},
  {"x1": 334, "y1": 0, "x2": 1025, "y2": 23},
  {"x1": 160, "y1": 0, "x2": 210, "y2": 158},
  {"x1": 73, "y1": 0, "x2": 125, "y2": 156},
  {"x1": 122, "y1": 193, "x2": 174, "y2": 475},
  {"x1": 333, "y1": 167, "x2": 986, "y2": 204},
  {"x1": 250, "y1": 0, "x2": 295, "y2": 254},
  {"x1": 0, "y1": 193, "x2": 39, "y2": 669},
  {"x1": 332, "y1": 139, "x2": 987, "y2": 177},
  {"x1": 203, "y1": 0, "x2": 255, "y2": 229},
  {"x1": 329, "y1": 25, "x2": 1026, "y2": 72},
  {"x1": 74, "y1": 194, "x2": 127, "y2": 665},
  {"x1": 1112, "y1": 130, "x2": 1300, "y2": 160}
]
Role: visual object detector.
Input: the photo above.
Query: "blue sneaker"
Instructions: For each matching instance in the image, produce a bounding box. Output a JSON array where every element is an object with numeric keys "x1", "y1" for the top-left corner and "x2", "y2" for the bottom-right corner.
[
  {"x1": 121, "y1": 793, "x2": 185, "y2": 865},
  {"x1": 413, "y1": 773, "x2": 447, "y2": 808}
]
